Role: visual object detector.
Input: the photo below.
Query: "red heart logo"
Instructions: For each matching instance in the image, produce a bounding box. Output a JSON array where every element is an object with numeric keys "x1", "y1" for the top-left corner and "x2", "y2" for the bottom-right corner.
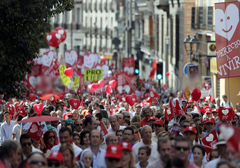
[
  {"x1": 64, "y1": 67, "x2": 73, "y2": 77},
  {"x1": 33, "y1": 103, "x2": 44, "y2": 113},
  {"x1": 88, "y1": 84, "x2": 95, "y2": 93},
  {"x1": 105, "y1": 85, "x2": 112, "y2": 95},
  {"x1": 125, "y1": 94, "x2": 138, "y2": 106},
  {"x1": 69, "y1": 99, "x2": 80, "y2": 109},
  {"x1": 109, "y1": 80, "x2": 117, "y2": 89},
  {"x1": 8, "y1": 105, "x2": 15, "y2": 115},
  {"x1": 98, "y1": 79, "x2": 105, "y2": 87},
  {"x1": 92, "y1": 83, "x2": 100, "y2": 90}
]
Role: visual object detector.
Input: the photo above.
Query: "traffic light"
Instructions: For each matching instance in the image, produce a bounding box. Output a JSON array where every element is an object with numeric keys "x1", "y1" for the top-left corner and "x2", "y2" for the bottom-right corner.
[
  {"x1": 135, "y1": 60, "x2": 139, "y2": 75},
  {"x1": 156, "y1": 62, "x2": 163, "y2": 80}
]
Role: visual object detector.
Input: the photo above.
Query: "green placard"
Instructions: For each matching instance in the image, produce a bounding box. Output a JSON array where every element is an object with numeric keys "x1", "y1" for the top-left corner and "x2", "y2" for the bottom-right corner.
[{"x1": 84, "y1": 69, "x2": 103, "y2": 81}]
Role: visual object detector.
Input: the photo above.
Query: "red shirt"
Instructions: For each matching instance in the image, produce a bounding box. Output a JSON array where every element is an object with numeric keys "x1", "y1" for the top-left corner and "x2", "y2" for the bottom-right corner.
[{"x1": 140, "y1": 117, "x2": 148, "y2": 127}]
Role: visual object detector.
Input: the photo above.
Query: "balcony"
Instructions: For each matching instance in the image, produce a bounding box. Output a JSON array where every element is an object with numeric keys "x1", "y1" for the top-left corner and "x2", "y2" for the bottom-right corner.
[
  {"x1": 136, "y1": 0, "x2": 154, "y2": 14},
  {"x1": 140, "y1": 35, "x2": 154, "y2": 53},
  {"x1": 191, "y1": 24, "x2": 215, "y2": 32},
  {"x1": 104, "y1": 2, "x2": 108, "y2": 12}
]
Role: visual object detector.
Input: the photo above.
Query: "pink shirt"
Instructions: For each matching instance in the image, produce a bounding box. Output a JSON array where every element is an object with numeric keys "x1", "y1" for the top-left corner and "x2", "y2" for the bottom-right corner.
[{"x1": 188, "y1": 162, "x2": 199, "y2": 168}]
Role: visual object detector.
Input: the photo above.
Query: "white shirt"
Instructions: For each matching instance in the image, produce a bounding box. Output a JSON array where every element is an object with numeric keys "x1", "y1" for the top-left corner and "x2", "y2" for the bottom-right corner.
[
  {"x1": 107, "y1": 125, "x2": 126, "y2": 134},
  {"x1": 221, "y1": 101, "x2": 233, "y2": 108},
  {"x1": 205, "y1": 157, "x2": 221, "y2": 168},
  {"x1": 1, "y1": 120, "x2": 16, "y2": 145},
  {"x1": 12, "y1": 124, "x2": 21, "y2": 141},
  {"x1": 51, "y1": 143, "x2": 82, "y2": 158},
  {"x1": 136, "y1": 162, "x2": 150, "y2": 168},
  {"x1": 132, "y1": 140, "x2": 160, "y2": 163},
  {"x1": 84, "y1": 147, "x2": 107, "y2": 168},
  {"x1": 151, "y1": 132, "x2": 158, "y2": 143}
]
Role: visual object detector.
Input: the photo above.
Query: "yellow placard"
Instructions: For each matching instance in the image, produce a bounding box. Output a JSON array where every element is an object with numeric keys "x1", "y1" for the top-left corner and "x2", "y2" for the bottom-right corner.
[
  {"x1": 72, "y1": 76, "x2": 80, "y2": 90},
  {"x1": 210, "y1": 60, "x2": 217, "y2": 74},
  {"x1": 84, "y1": 69, "x2": 103, "y2": 81},
  {"x1": 59, "y1": 65, "x2": 71, "y2": 86},
  {"x1": 105, "y1": 55, "x2": 113, "y2": 59},
  {"x1": 184, "y1": 87, "x2": 191, "y2": 99}
]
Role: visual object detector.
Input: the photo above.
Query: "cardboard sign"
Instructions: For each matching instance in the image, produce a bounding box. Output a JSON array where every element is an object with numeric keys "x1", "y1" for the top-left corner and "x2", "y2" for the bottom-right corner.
[
  {"x1": 215, "y1": 2, "x2": 240, "y2": 78},
  {"x1": 201, "y1": 130, "x2": 218, "y2": 161},
  {"x1": 65, "y1": 50, "x2": 79, "y2": 77},
  {"x1": 218, "y1": 107, "x2": 234, "y2": 121},
  {"x1": 122, "y1": 57, "x2": 135, "y2": 76},
  {"x1": 59, "y1": 65, "x2": 71, "y2": 86},
  {"x1": 72, "y1": 76, "x2": 80, "y2": 90},
  {"x1": 116, "y1": 72, "x2": 131, "y2": 94},
  {"x1": 27, "y1": 122, "x2": 43, "y2": 141},
  {"x1": 84, "y1": 69, "x2": 103, "y2": 81}
]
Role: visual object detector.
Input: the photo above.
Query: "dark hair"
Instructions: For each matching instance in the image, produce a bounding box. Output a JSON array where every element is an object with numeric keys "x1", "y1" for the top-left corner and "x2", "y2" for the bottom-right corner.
[
  {"x1": 0, "y1": 140, "x2": 19, "y2": 158},
  {"x1": 80, "y1": 130, "x2": 90, "y2": 145},
  {"x1": 116, "y1": 129, "x2": 123, "y2": 136},
  {"x1": 93, "y1": 102, "x2": 100, "y2": 107},
  {"x1": 43, "y1": 130, "x2": 57, "y2": 150},
  {"x1": 28, "y1": 108, "x2": 35, "y2": 114},
  {"x1": 157, "y1": 138, "x2": 170, "y2": 151},
  {"x1": 192, "y1": 145, "x2": 205, "y2": 156},
  {"x1": 73, "y1": 133, "x2": 80, "y2": 139},
  {"x1": 217, "y1": 160, "x2": 232, "y2": 168},
  {"x1": 17, "y1": 115, "x2": 23, "y2": 122},
  {"x1": 59, "y1": 127, "x2": 72, "y2": 137},
  {"x1": 26, "y1": 152, "x2": 46, "y2": 161},
  {"x1": 123, "y1": 127, "x2": 134, "y2": 134},
  {"x1": 84, "y1": 115, "x2": 93, "y2": 127},
  {"x1": 139, "y1": 146, "x2": 151, "y2": 156},
  {"x1": 20, "y1": 133, "x2": 31, "y2": 143},
  {"x1": 180, "y1": 119, "x2": 189, "y2": 126},
  {"x1": 165, "y1": 157, "x2": 184, "y2": 168},
  {"x1": 66, "y1": 123, "x2": 74, "y2": 132},
  {"x1": 174, "y1": 136, "x2": 191, "y2": 149}
]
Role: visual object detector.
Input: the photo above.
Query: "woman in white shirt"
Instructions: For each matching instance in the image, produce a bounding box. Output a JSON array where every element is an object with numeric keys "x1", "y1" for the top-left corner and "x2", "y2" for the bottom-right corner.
[
  {"x1": 193, "y1": 145, "x2": 206, "y2": 168},
  {"x1": 136, "y1": 146, "x2": 151, "y2": 168}
]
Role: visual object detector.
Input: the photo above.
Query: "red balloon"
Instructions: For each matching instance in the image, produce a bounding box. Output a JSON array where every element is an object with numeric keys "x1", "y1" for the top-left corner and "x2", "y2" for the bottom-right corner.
[
  {"x1": 109, "y1": 80, "x2": 117, "y2": 89},
  {"x1": 191, "y1": 88, "x2": 201, "y2": 101},
  {"x1": 33, "y1": 103, "x2": 44, "y2": 113},
  {"x1": 125, "y1": 94, "x2": 138, "y2": 106},
  {"x1": 69, "y1": 99, "x2": 80, "y2": 109},
  {"x1": 92, "y1": 83, "x2": 100, "y2": 90},
  {"x1": 29, "y1": 93, "x2": 36, "y2": 100},
  {"x1": 166, "y1": 72, "x2": 170, "y2": 77},
  {"x1": 98, "y1": 79, "x2": 104, "y2": 87},
  {"x1": 38, "y1": 92, "x2": 43, "y2": 97},
  {"x1": 105, "y1": 85, "x2": 112, "y2": 95},
  {"x1": 88, "y1": 84, "x2": 95, "y2": 93},
  {"x1": 46, "y1": 30, "x2": 62, "y2": 47},
  {"x1": 54, "y1": 27, "x2": 67, "y2": 42},
  {"x1": 64, "y1": 68, "x2": 73, "y2": 77}
]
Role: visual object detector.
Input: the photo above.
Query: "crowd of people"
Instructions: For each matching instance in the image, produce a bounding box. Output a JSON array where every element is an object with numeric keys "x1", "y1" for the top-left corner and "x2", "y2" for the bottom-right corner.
[{"x1": 0, "y1": 91, "x2": 240, "y2": 168}]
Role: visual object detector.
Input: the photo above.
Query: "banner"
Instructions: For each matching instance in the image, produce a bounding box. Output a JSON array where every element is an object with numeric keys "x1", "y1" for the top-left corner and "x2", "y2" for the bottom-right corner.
[
  {"x1": 122, "y1": 57, "x2": 135, "y2": 76},
  {"x1": 83, "y1": 52, "x2": 99, "y2": 70},
  {"x1": 65, "y1": 50, "x2": 79, "y2": 77},
  {"x1": 41, "y1": 51, "x2": 58, "y2": 78},
  {"x1": 84, "y1": 69, "x2": 103, "y2": 82},
  {"x1": 116, "y1": 72, "x2": 131, "y2": 94},
  {"x1": 218, "y1": 107, "x2": 234, "y2": 121},
  {"x1": 96, "y1": 63, "x2": 109, "y2": 79},
  {"x1": 201, "y1": 130, "x2": 218, "y2": 161},
  {"x1": 59, "y1": 65, "x2": 71, "y2": 86},
  {"x1": 215, "y1": 1, "x2": 240, "y2": 78}
]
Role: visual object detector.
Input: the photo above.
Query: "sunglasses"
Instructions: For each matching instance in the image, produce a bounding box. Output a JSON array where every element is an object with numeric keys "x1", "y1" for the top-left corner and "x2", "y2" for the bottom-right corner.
[
  {"x1": 155, "y1": 124, "x2": 163, "y2": 127},
  {"x1": 125, "y1": 116, "x2": 130, "y2": 118},
  {"x1": 206, "y1": 123, "x2": 214, "y2": 125},
  {"x1": 48, "y1": 162, "x2": 61, "y2": 167},
  {"x1": 48, "y1": 136, "x2": 55, "y2": 139},
  {"x1": 68, "y1": 115, "x2": 73, "y2": 118},
  {"x1": 76, "y1": 124, "x2": 83, "y2": 126},
  {"x1": 182, "y1": 125, "x2": 189, "y2": 128},
  {"x1": 175, "y1": 146, "x2": 189, "y2": 151},
  {"x1": 29, "y1": 160, "x2": 47, "y2": 166},
  {"x1": 22, "y1": 142, "x2": 31, "y2": 147},
  {"x1": 107, "y1": 158, "x2": 120, "y2": 162}
]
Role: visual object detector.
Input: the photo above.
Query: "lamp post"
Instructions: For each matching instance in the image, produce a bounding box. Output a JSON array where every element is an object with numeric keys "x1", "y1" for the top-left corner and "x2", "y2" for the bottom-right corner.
[{"x1": 183, "y1": 35, "x2": 200, "y2": 62}]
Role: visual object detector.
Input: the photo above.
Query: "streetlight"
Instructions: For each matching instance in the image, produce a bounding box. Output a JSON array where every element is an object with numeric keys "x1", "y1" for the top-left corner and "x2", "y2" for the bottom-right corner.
[{"x1": 183, "y1": 35, "x2": 200, "y2": 62}]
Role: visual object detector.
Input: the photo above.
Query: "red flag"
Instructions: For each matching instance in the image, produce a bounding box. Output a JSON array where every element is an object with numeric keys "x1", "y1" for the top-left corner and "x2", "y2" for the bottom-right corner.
[
  {"x1": 169, "y1": 99, "x2": 184, "y2": 116},
  {"x1": 201, "y1": 130, "x2": 218, "y2": 161},
  {"x1": 27, "y1": 122, "x2": 43, "y2": 141},
  {"x1": 149, "y1": 58, "x2": 157, "y2": 80},
  {"x1": 80, "y1": 98, "x2": 83, "y2": 107},
  {"x1": 164, "y1": 107, "x2": 173, "y2": 121},
  {"x1": 162, "y1": 83, "x2": 168, "y2": 91},
  {"x1": 219, "y1": 124, "x2": 240, "y2": 153},
  {"x1": 99, "y1": 121, "x2": 108, "y2": 137}
]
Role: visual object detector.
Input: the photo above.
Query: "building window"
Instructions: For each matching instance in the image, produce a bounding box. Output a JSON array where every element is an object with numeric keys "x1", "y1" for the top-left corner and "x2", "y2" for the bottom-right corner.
[
  {"x1": 170, "y1": 15, "x2": 173, "y2": 64},
  {"x1": 207, "y1": 7, "x2": 213, "y2": 31},
  {"x1": 198, "y1": 7, "x2": 203, "y2": 29},
  {"x1": 175, "y1": 14, "x2": 179, "y2": 69},
  {"x1": 161, "y1": 15, "x2": 164, "y2": 55},
  {"x1": 77, "y1": 8, "x2": 81, "y2": 30},
  {"x1": 191, "y1": 7, "x2": 195, "y2": 29}
]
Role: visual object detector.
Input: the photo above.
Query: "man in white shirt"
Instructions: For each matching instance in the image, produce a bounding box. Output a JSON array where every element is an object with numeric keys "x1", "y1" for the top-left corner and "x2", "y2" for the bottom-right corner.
[
  {"x1": 221, "y1": 95, "x2": 233, "y2": 108},
  {"x1": 1, "y1": 111, "x2": 16, "y2": 145},
  {"x1": 108, "y1": 115, "x2": 126, "y2": 134},
  {"x1": 20, "y1": 133, "x2": 42, "y2": 159},
  {"x1": 51, "y1": 127, "x2": 82, "y2": 158},
  {"x1": 133, "y1": 125, "x2": 160, "y2": 163},
  {"x1": 83, "y1": 129, "x2": 107, "y2": 168},
  {"x1": 174, "y1": 92, "x2": 183, "y2": 108}
]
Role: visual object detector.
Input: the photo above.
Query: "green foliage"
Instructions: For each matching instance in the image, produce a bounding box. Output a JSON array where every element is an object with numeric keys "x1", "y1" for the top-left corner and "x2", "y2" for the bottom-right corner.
[{"x1": 0, "y1": 0, "x2": 74, "y2": 99}]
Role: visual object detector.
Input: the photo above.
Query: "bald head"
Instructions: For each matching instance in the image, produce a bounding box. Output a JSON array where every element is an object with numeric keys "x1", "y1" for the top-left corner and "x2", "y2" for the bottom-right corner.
[{"x1": 106, "y1": 133, "x2": 118, "y2": 145}]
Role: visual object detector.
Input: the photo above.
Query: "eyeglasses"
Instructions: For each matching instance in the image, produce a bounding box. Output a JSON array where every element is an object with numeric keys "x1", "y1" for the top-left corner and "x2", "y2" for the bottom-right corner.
[
  {"x1": 48, "y1": 136, "x2": 55, "y2": 139},
  {"x1": 182, "y1": 125, "x2": 189, "y2": 128},
  {"x1": 29, "y1": 160, "x2": 47, "y2": 166},
  {"x1": 155, "y1": 124, "x2": 163, "y2": 127},
  {"x1": 175, "y1": 146, "x2": 189, "y2": 151},
  {"x1": 22, "y1": 142, "x2": 31, "y2": 147},
  {"x1": 76, "y1": 124, "x2": 83, "y2": 126},
  {"x1": 48, "y1": 161, "x2": 61, "y2": 167}
]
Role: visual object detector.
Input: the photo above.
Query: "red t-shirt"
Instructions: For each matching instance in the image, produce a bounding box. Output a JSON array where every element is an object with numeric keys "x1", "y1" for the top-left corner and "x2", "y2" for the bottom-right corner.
[{"x1": 140, "y1": 117, "x2": 148, "y2": 127}]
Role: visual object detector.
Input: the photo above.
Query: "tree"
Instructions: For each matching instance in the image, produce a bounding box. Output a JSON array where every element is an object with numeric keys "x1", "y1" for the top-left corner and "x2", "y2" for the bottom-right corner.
[{"x1": 0, "y1": 0, "x2": 74, "y2": 99}]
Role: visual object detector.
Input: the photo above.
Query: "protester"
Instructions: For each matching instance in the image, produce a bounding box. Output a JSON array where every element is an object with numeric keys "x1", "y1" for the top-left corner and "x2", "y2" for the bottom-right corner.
[
  {"x1": 108, "y1": 115, "x2": 126, "y2": 133},
  {"x1": 26, "y1": 152, "x2": 48, "y2": 168},
  {"x1": 1, "y1": 111, "x2": 16, "y2": 144},
  {"x1": 192, "y1": 145, "x2": 206, "y2": 168},
  {"x1": 105, "y1": 144, "x2": 122, "y2": 168},
  {"x1": 79, "y1": 150, "x2": 93, "y2": 168},
  {"x1": 116, "y1": 129, "x2": 124, "y2": 142},
  {"x1": 137, "y1": 146, "x2": 151, "y2": 168},
  {"x1": 43, "y1": 130, "x2": 58, "y2": 155},
  {"x1": 79, "y1": 130, "x2": 90, "y2": 150},
  {"x1": 73, "y1": 133, "x2": 81, "y2": 147},
  {"x1": 120, "y1": 142, "x2": 136, "y2": 168},
  {"x1": 152, "y1": 119, "x2": 165, "y2": 142},
  {"x1": 47, "y1": 151, "x2": 65, "y2": 168},
  {"x1": 74, "y1": 119, "x2": 83, "y2": 134},
  {"x1": 12, "y1": 115, "x2": 23, "y2": 141},
  {"x1": 59, "y1": 143, "x2": 78, "y2": 168}
]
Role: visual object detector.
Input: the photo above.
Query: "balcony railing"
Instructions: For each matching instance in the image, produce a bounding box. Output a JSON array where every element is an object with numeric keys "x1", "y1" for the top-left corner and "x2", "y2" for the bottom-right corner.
[
  {"x1": 104, "y1": 2, "x2": 108, "y2": 11},
  {"x1": 89, "y1": 3, "x2": 92, "y2": 12},
  {"x1": 191, "y1": 24, "x2": 215, "y2": 31}
]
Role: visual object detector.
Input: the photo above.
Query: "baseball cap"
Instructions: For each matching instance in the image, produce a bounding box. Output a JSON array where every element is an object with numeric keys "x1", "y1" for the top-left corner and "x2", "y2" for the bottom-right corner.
[
  {"x1": 188, "y1": 97, "x2": 194, "y2": 103},
  {"x1": 205, "y1": 108, "x2": 212, "y2": 114},
  {"x1": 155, "y1": 119, "x2": 165, "y2": 125},
  {"x1": 212, "y1": 108, "x2": 218, "y2": 113},
  {"x1": 184, "y1": 126, "x2": 197, "y2": 134},
  {"x1": 215, "y1": 133, "x2": 226, "y2": 146},
  {"x1": 205, "y1": 117, "x2": 216, "y2": 124},
  {"x1": 120, "y1": 142, "x2": 132, "y2": 151},
  {"x1": 84, "y1": 112, "x2": 92, "y2": 117},
  {"x1": 106, "y1": 144, "x2": 123, "y2": 159},
  {"x1": 48, "y1": 151, "x2": 64, "y2": 162},
  {"x1": 147, "y1": 117, "x2": 158, "y2": 122}
]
